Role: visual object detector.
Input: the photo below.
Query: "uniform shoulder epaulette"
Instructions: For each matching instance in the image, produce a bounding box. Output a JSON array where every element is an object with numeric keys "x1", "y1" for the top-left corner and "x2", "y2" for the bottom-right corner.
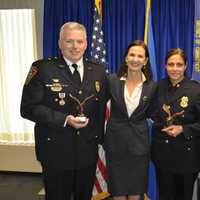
[
  {"x1": 87, "y1": 60, "x2": 107, "y2": 72},
  {"x1": 33, "y1": 56, "x2": 59, "y2": 66},
  {"x1": 191, "y1": 79, "x2": 200, "y2": 85},
  {"x1": 32, "y1": 58, "x2": 44, "y2": 66},
  {"x1": 85, "y1": 58, "x2": 104, "y2": 66},
  {"x1": 46, "y1": 56, "x2": 59, "y2": 61},
  {"x1": 85, "y1": 58, "x2": 97, "y2": 65}
]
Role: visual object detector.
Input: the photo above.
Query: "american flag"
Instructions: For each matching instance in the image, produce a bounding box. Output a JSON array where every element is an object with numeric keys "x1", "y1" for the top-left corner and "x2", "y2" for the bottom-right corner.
[
  {"x1": 90, "y1": 1, "x2": 106, "y2": 65},
  {"x1": 92, "y1": 102, "x2": 110, "y2": 200},
  {"x1": 90, "y1": 0, "x2": 109, "y2": 200}
]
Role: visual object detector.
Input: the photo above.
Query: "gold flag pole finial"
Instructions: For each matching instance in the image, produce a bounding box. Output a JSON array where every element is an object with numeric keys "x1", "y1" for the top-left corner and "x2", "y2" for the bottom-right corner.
[
  {"x1": 144, "y1": 0, "x2": 151, "y2": 44},
  {"x1": 95, "y1": 0, "x2": 102, "y2": 17}
]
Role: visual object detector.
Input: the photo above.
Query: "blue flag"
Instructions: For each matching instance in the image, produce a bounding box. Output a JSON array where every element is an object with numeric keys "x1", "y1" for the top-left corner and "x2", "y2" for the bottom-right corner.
[
  {"x1": 144, "y1": 1, "x2": 159, "y2": 200},
  {"x1": 144, "y1": 0, "x2": 158, "y2": 81},
  {"x1": 147, "y1": 11, "x2": 158, "y2": 81}
]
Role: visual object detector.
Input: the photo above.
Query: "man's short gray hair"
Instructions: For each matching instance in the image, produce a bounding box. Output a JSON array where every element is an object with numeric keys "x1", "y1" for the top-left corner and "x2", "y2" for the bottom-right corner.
[{"x1": 59, "y1": 22, "x2": 87, "y2": 39}]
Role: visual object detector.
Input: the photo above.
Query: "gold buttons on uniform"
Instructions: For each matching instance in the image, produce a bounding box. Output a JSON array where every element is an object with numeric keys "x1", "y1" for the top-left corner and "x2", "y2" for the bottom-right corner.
[
  {"x1": 165, "y1": 140, "x2": 169, "y2": 143},
  {"x1": 78, "y1": 90, "x2": 82, "y2": 95}
]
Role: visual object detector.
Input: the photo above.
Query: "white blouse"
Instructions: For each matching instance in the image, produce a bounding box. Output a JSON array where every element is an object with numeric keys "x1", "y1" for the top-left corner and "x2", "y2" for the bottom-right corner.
[{"x1": 122, "y1": 74, "x2": 146, "y2": 117}]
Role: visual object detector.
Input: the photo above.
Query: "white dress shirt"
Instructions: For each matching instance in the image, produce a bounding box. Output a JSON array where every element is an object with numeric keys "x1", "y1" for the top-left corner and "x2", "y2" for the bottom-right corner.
[
  {"x1": 63, "y1": 57, "x2": 84, "y2": 82},
  {"x1": 122, "y1": 74, "x2": 146, "y2": 117}
]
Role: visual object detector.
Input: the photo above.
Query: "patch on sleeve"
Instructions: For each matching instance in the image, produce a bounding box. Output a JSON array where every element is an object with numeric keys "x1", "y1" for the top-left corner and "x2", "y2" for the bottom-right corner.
[{"x1": 25, "y1": 66, "x2": 38, "y2": 85}]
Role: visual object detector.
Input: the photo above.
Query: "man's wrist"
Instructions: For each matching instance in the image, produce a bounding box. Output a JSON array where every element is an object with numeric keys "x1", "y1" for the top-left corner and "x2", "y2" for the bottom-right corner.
[{"x1": 63, "y1": 115, "x2": 70, "y2": 127}]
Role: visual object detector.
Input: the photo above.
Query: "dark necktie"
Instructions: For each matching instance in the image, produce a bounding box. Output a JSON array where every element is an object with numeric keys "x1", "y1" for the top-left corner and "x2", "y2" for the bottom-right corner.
[{"x1": 72, "y1": 64, "x2": 81, "y2": 86}]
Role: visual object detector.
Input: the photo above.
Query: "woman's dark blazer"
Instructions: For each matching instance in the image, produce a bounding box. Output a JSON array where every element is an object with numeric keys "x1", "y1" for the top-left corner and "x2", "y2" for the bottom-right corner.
[{"x1": 104, "y1": 74, "x2": 157, "y2": 157}]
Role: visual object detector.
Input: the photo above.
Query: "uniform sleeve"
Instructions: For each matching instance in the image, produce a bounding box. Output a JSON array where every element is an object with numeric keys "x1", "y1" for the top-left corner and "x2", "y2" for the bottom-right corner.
[
  {"x1": 96, "y1": 68, "x2": 108, "y2": 144},
  {"x1": 20, "y1": 63, "x2": 66, "y2": 127},
  {"x1": 146, "y1": 82, "x2": 158, "y2": 119},
  {"x1": 182, "y1": 90, "x2": 200, "y2": 138}
]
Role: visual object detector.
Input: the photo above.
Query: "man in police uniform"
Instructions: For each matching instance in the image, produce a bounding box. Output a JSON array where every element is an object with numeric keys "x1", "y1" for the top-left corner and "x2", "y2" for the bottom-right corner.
[{"x1": 20, "y1": 22, "x2": 107, "y2": 200}]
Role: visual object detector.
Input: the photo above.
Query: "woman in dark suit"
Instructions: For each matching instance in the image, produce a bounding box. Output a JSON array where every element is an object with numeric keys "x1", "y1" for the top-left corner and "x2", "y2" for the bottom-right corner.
[
  {"x1": 104, "y1": 40, "x2": 157, "y2": 200},
  {"x1": 151, "y1": 48, "x2": 200, "y2": 200}
]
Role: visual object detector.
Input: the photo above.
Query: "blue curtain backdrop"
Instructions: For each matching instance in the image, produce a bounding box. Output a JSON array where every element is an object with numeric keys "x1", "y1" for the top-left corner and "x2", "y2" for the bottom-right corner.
[
  {"x1": 43, "y1": 0, "x2": 93, "y2": 58},
  {"x1": 151, "y1": 0, "x2": 194, "y2": 78},
  {"x1": 43, "y1": 0, "x2": 195, "y2": 77},
  {"x1": 43, "y1": 0, "x2": 145, "y2": 73},
  {"x1": 102, "y1": 0, "x2": 145, "y2": 72}
]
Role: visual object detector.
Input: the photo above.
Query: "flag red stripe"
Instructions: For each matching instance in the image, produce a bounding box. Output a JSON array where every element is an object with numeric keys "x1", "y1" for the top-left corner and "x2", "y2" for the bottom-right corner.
[
  {"x1": 94, "y1": 175, "x2": 103, "y2": 193},
  {"x1": 97, "y1": 156, "x2": 107, "y2": 180}
]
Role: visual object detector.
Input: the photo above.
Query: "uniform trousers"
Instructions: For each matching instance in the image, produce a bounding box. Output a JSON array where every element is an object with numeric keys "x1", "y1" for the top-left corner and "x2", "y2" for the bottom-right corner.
[
  {"x1": 156, "y1": 167, "x2": 198, "y2": 200},
  {"x1": 42, "y1": 164, "x2": 96, "y2": 200}
]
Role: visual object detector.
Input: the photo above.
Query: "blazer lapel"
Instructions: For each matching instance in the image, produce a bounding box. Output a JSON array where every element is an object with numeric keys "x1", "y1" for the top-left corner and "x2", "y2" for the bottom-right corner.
[
  {"x1": 129, "y1": 81, "x2": 148, "y2": 117},
  {"x1": 119, "y1": 80, "x2": 129, "y2": 116},
  {"x1": 109, "y1": 76, "x2": 128, "y2": 116}
]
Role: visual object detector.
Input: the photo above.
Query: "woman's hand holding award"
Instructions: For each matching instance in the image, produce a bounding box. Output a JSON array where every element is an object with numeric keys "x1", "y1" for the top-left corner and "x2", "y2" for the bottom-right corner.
[
  {"x1": 161, "y1": 104, "x2": 184, "y2": 137},
  {"x1": 162, "y1": 104, "x2": 184, "y2": 127}
]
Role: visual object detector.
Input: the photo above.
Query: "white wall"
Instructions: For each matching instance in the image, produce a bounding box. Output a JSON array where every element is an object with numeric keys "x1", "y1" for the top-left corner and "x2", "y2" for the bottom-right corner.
[
  {"x1": 0, "y1": 0, "x2": 44, "y2": 172},
  {"x1": 0, "y1": 0, "x2": 44, "y2": 59}
]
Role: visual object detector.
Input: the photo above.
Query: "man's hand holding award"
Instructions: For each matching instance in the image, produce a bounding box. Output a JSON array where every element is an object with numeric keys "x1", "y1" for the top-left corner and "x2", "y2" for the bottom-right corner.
[{"x1": 64, "y1": 93, "x2": 94, "y2": 129}]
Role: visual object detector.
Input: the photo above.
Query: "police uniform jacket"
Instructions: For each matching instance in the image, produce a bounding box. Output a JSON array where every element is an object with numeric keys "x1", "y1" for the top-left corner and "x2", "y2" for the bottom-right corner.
[
  {"x1": 20, "y1": 57, "x2": 107, "y2": 170},
  {"x1": 104, "y1": 74, "x2": 157, "y2": 157},
  {"x1": 151, "y1": 77, "x2": 200, "y2": 173}
]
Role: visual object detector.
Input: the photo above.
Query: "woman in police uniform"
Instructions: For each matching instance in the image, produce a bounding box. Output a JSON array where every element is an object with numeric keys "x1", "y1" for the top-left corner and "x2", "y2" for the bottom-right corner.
[{"x1": 151, "y1": 48, "x2": 200, "y2": 200}]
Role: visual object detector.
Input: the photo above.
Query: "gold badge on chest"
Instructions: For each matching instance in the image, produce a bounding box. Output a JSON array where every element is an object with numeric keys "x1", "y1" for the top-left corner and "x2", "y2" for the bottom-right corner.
[
  {"x1": 95, "y1": 81, "x2": 100, "y2": 93},
  {"x1": 180, "y1": 96, "x2": 189, "y2": 108}
]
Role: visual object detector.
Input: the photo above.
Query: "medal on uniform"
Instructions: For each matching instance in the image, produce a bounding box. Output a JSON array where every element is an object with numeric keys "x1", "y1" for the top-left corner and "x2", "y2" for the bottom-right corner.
[
  {"x1": 58, "y1": 65, "x2": 65, "y2": 68},
  {"x1": 95, "y1": 81, "x2": 100, "y2": 93},
  {"x1": 59, "y1": 92, "x2": 66, "y2": 106},
  {"x1": 180, "y1": 96, "x2": 189, "y2": 108},
  {"x1": 51, "y1": 79, "x2": 62, "y2": 92}
]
